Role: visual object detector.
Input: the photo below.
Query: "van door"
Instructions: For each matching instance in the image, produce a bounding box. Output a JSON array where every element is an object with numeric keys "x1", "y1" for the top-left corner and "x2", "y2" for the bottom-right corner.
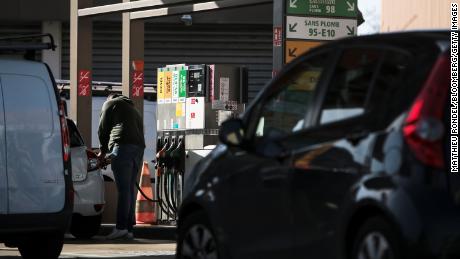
[
  {"x1": 0, "y1": 78, "x2": 7, "y2": 214},
  {"x1": 2, "y1": 72, "x2": 65, "y2": 214}
]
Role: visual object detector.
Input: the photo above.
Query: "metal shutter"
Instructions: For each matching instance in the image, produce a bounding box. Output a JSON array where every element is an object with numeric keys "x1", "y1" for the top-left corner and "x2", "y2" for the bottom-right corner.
[
  {"x1": 0, "y1": 22, "x2": 43, "y2": 60},
  {"x1": 62, "y1": 21, "x2": 272, "y2": 101}
]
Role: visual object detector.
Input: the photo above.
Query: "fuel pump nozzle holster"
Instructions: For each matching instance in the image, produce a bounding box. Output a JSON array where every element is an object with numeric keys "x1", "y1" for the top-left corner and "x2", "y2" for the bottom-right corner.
[{"x1": 170, "y1": 136, "x2": 185, "y2": 172}]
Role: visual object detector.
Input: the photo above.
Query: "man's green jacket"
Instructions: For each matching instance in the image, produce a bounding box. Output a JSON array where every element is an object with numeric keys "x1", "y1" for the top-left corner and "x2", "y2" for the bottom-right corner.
[{"x1": 98, "y1": 95, "x2": 146, "y2": 153}]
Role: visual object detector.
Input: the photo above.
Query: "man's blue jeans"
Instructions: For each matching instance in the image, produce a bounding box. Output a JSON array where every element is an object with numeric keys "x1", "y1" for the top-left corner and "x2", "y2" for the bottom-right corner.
[{"x1": 111, "y1": 144, "x2": 144, "y2": 231}]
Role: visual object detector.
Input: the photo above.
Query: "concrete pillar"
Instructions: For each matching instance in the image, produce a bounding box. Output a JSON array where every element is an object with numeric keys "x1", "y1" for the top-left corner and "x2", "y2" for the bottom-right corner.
[
  {"x1": 42, "y1": 21, "x2": 62, "y2": 79},
  {"x1": 70, "y1": 0, "x2": 93, "y2": 146},
  {"x1": 122, "y1": 0, "x2": 145, "y2": 116}
]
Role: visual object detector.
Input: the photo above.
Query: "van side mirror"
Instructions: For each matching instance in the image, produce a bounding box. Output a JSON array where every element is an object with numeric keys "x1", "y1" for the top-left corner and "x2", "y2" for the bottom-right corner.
[{"x1": 219, "y1": 118, "x2": 245, "y2": 147}]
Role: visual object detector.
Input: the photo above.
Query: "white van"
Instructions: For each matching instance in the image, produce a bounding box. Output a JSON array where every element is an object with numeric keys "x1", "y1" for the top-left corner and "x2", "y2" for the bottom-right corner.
[{"x1": 0, "y1": 35, "x2": 73, "y2": 259}]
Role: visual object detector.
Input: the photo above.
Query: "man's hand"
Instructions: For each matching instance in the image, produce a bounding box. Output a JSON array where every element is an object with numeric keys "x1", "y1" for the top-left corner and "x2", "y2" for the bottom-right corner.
[
  {"x1": 97, "y1": 151, "x2": 106, "y2": 160},
  {"x1": 97, "y1": 151, "x2": 108, "y2": 167}
]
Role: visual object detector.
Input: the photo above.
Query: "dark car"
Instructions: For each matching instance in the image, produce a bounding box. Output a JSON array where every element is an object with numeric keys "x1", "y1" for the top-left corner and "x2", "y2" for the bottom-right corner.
[{"x1": 176, "y1": 31, "x2": 459, "y2": 259}]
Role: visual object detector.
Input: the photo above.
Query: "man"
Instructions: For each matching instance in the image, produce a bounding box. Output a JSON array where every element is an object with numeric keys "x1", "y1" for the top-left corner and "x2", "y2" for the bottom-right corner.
[{"x1": 98, "y1": 93, "x2": 145, "y2": 240}]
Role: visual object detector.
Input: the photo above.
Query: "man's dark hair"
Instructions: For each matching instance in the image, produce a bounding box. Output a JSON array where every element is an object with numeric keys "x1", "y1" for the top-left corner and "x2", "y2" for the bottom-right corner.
[{"x1": 107, "y1": 93, "x2": 123, "y2": 100}]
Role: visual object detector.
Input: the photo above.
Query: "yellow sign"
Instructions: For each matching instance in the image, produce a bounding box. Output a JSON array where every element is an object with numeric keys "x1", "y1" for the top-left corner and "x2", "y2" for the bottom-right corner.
[
  {"x1": 285, "y1": 40, "x2": 323, "y2": 63},
  {"x1": 176, "y1": 103, "x2": 185, "y2": 117},
  {"x1": 289, "y1": 71, "x2": 321, "y2": 91},
  {"x1": 164, "y1": 70, "x2": 172, "y2": 103},
  {"x1": 157, "y1": 69, "x2": 165, "y2": 103}
]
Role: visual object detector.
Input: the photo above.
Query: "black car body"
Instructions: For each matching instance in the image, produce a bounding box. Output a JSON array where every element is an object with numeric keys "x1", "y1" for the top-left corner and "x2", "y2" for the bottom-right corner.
[{"x1": 177, "y1": 31, "x2": 458, "y2": 259}]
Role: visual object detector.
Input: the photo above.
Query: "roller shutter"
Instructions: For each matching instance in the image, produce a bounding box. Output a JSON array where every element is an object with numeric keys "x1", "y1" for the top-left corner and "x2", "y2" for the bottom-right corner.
[
  {"x1": 62, "y1": 21, "x2": 272, "y2": 101},
  {"x1": 0, "y1": 22, "x2": 43, "y2": 60}
]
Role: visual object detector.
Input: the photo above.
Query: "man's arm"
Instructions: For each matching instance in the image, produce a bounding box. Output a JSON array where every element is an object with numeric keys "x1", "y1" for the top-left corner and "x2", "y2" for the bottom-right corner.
[{"x1": 98, "y1": 101, "x2": 113, "y2": 154}]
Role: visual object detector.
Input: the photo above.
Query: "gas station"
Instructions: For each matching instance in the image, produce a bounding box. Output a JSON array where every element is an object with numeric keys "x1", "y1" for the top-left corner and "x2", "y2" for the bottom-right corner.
[
  {"x1": 68, "y1": 0, "x2": 360, "y2": 225},
  {"x1": 0, "y1": 0, "x2": 456, "y2": 258}
]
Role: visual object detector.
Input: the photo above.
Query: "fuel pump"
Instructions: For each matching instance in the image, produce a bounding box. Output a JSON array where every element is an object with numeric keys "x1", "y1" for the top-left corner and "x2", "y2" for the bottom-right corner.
[{"x1": 155, "y1": 63, "x2": 247, "y2": 223}]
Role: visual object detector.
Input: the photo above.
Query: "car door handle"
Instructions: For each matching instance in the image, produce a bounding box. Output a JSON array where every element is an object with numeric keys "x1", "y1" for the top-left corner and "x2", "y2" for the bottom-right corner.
[{"x1": 260, "y1": 167, "x2": 288, "y2": 183}]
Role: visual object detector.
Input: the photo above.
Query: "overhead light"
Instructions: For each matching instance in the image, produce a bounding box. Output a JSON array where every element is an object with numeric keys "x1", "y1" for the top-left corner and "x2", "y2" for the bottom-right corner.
[{"x1": 180, "y1": 14, "x2": 192, "y2": 26}]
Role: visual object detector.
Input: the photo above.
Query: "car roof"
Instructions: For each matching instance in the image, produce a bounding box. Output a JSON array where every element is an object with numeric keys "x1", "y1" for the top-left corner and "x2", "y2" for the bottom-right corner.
[{"x1": 304, "y1": 30, "x2": 449, "y2": 57}]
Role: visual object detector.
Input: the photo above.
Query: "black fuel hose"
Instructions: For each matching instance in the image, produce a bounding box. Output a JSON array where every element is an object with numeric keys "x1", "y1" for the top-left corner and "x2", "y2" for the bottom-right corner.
[
  {"x1": 163, "y1": 167, "x2": 177, "y2": 216},
  {"x1": 156, "y1": 165, "x2": 174, "y2": 219},
  {"x1": 100, "y1": 155, "x2": 176, "y2": 220},
  {"x1": 170, "y1": 169, "x2": 177, "y2": 211}
]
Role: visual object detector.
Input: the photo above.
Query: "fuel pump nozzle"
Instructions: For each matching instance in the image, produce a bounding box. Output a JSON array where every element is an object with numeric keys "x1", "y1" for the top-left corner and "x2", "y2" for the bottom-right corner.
[
  {"x1": 164, "y1": 136, "x2": 177, "y2": 169},
  {"x1": 156, "y1": 136, "x2": 170, "y2": 167}
]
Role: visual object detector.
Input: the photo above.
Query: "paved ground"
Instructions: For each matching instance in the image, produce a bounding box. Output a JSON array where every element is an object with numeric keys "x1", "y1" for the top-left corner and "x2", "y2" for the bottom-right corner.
[
  {"x1": 0, "y1": 237, "x2": 176, "y2": 259},
  {"x1": 0, "y1": 225, "x2": 177, "y2": 259}
]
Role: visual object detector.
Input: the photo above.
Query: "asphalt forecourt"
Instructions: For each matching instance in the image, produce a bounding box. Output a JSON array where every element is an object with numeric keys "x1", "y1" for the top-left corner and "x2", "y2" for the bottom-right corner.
[{"x1": 0, "y1": 237, "x2": 176, "y2": 259}]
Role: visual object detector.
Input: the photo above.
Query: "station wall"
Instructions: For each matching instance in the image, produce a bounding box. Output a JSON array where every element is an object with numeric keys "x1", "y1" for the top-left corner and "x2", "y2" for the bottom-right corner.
[{"x1": 381, "y1": 0, "x2": 455, "y2": 31}]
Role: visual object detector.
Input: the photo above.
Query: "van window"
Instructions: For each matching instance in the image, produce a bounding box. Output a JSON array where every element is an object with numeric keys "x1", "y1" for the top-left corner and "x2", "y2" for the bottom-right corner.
[
  {"x1": 255, "y1": 52, "x2": 330, "y2": 138},
  {"x1": 319, "y1": 48, "x2": 382, "y2": 125}
]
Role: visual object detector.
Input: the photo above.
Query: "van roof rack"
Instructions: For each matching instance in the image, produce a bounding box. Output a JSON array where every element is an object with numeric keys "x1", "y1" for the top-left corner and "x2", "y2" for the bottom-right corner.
[
  {"x1": 0, "y1": 34, "x2": 56, "y2": 60},
  {"x1": 0, "y1": 33, "x2": 56, "y2": 51}
]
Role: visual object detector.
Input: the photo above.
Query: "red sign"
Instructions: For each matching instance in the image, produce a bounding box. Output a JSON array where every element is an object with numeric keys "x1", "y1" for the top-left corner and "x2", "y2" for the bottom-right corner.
[
  {"x1": 132, "y1": 71, "x2": 144, "y2": 98},
  {"x1": 78, "y1": 70, "x2": 91, "y2": 97},
  {"x1": 132, "y1": 60, "x2": 144, "y2": 71},
  {"x1": 273, "y1": 26, "x2": 282, "y2": 47}
]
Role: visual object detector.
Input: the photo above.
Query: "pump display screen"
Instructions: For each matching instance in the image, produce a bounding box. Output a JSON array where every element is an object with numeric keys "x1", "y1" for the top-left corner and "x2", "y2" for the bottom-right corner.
[{"x1": 188, "y1": 67, "x2": 207, "y2": 97}]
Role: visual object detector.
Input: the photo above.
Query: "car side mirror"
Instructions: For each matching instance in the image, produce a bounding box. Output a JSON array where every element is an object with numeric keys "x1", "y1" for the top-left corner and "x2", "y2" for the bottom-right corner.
[{"x1": 219, "y1": 118, "x2": 245, "y2": 147}]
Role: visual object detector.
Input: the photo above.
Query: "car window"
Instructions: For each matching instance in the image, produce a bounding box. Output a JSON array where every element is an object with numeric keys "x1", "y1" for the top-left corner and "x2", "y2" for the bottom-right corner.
[
  {"x1": 367, "y1": 51, "x2": 412, "y2": 125},
  {"x1": 67, "y1": 119, "x2": 85, "y2": 147},
  {"x1": 319, "y1": 48, "x2": 382, "y2": 125},
  {"x1": 255, "y1": 52, "x2": 330, "y2": 138}
]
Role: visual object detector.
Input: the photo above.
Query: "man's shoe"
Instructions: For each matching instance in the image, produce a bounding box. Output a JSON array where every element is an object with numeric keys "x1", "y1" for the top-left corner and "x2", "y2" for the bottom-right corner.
[
  {"x1": 126, "y1": 232, "x2": 134, "y2": 240},
  {"x1": 105, "y1": 228, "x2": 129, "y2": 240}
]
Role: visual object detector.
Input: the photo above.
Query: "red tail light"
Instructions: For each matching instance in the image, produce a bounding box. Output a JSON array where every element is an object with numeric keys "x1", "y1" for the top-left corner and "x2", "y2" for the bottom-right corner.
[
  {"x1": 59, "y1": 101, "x2": 70, "y2": 162},
  {"x1": 403, "y1": 54, "x2": 449, "y2": 169}
]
